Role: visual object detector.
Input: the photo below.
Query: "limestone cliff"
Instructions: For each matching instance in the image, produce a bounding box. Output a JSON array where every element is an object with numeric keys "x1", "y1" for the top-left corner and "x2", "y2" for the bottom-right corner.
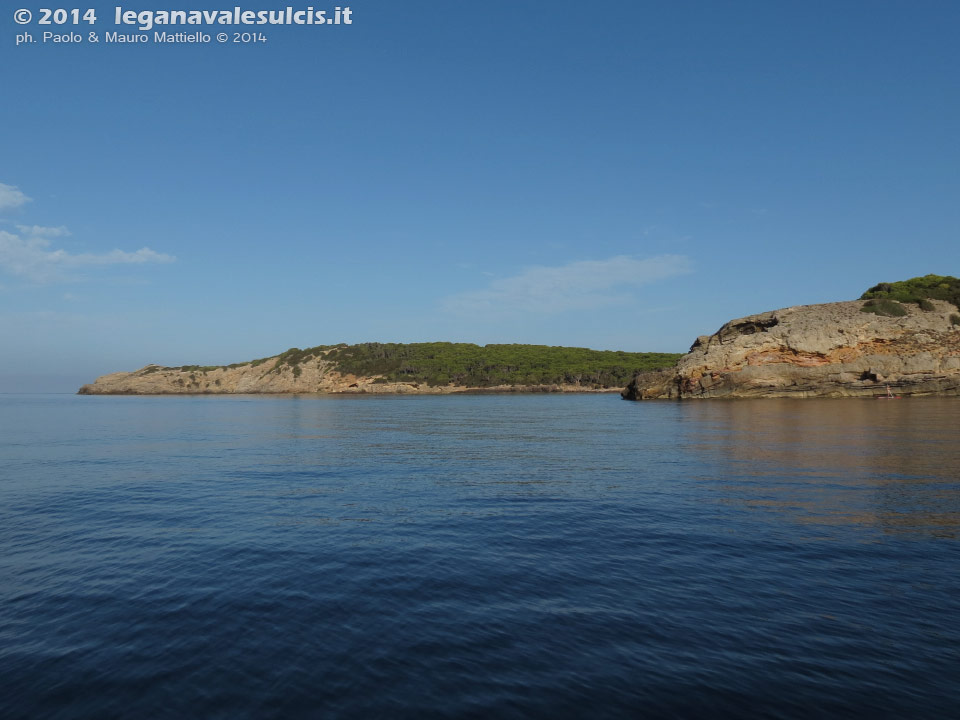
[
  {"x1": 79, "y1": 353, "x2": 372, "y2": 395},
  {"x1": 78, "y1": 350, "x2": 617, "y2": 395},
  {"x1": 622, "y1": 300, "x2": 960, "y2": 399}
]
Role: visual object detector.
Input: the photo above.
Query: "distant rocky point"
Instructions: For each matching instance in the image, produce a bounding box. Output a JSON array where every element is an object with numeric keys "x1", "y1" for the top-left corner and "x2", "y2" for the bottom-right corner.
[
  {"x1": 623, "y1": 275, "x2": 960, "y2": 399},
  {"x1": 78, "y1": 343, "x2": 681, "y2": 396}
]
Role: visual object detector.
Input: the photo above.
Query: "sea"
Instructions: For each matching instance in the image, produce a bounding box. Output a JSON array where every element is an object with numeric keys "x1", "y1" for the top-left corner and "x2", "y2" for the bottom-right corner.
[{"x1": 1, "y1": 393, "x2": 958, "y2": 719}]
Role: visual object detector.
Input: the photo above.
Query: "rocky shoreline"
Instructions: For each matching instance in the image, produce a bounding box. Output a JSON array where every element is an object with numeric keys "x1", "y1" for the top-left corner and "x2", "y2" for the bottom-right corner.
[
  {"x1": 622, "y1": 299, "x2": 960, "y2": 399},
  {"x1": 77, "y1": 355, "x2": 621, "y2": 396},
  {"x1": 78, "y1": 296, "x2": 960, "y2": 400}
]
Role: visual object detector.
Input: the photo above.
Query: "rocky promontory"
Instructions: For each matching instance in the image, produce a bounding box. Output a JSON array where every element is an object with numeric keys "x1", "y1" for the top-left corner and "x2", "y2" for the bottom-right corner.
[
  {"x1": 621, "y1": 296, "x2": 960, "y2": 400},
  {"x1": 623, "y1": 299, "x2": 960, "y2": 399},
  {"x1": 78, "y1": 343, "x2": 680, "y2": 396}
]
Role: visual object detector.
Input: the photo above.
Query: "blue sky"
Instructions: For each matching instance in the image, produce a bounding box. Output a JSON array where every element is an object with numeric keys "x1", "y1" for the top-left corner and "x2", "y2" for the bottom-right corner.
[{"x1": 2, "y1": 1, "x2": 958, "y2": 391}]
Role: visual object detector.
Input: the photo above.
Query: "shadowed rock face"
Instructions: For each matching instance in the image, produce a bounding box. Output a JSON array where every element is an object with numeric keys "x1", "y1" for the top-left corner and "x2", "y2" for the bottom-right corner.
[{"x1": 623, "y1": 300, "x2": 960, "y2": 399}]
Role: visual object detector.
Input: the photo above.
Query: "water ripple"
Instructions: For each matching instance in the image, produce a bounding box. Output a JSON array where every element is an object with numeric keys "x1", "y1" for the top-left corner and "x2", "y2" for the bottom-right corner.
[{"x1": 1, "y1": 395, "x2": 958, "y2": 717}]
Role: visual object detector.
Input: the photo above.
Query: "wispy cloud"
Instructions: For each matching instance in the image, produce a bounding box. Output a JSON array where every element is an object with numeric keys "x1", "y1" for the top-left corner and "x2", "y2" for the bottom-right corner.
[
  {"x1": 0, "y1": 230, "x2": 175, "y2": 283},
  {"x1": 0, "y1": 183, "x2": 30, "y2": 211},
  {"x1": 443, "y1": 254, "x2": 692, "y2": 315},
  {"x1": 0, "y1": 182, "x2": 175, "y2": 283},
  {"x1": 17, "y1": 224, "x2": 71, "y2": 238}
]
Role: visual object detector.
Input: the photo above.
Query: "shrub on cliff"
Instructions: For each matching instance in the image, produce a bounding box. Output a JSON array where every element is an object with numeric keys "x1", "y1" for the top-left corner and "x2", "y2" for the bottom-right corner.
[
  {"x1": 951, "y1": 314, "x2": 960, "y2": 326},
  {"x1": 270, "y1": 345, "x2": 344, "y2": 374},
  {"x1": 861, "y1": 274, "x2": 960, "y2": 309},
  {"x1": 861, "y1": 298, "x2": 908, "y2": 317}
]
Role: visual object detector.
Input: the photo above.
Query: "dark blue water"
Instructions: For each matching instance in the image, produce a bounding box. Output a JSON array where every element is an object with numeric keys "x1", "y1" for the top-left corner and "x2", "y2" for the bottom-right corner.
[{"x1": 1, "y1": 394, "x2": 958, "y2": 718}]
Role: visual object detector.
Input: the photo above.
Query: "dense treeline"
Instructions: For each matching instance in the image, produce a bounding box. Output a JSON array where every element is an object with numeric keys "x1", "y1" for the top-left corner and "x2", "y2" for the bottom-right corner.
[
  {"x1": 323, "y1": 342, "x2": 681, "y2": 388},
  {"x1": 152, "y1": 342, "x2": 681, "y2": 386},
  {"x1": 861, "y1": 274, "x2": 960, "y2": 317}
]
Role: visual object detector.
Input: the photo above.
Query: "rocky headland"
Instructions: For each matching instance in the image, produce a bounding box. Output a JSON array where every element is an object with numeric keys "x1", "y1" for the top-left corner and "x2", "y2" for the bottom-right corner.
[
  {"x1": 78, "y1": 353, "x2": 421, "y2": 395},
  {"x1": 623, "y1": 298, "x2": 960, "y2": 400},
  {"x1": 78, "y1": 343, "x2": 680, "y2": 396},
  {"x1": 77, "y1": 359, "x2": 604, "y2": 396}
]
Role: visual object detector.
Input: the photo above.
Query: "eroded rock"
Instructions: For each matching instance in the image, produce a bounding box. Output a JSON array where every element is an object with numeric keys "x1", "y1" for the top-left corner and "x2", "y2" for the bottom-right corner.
[{"x1": 623, "y1": 300, "x2": 960, "y2": 399}]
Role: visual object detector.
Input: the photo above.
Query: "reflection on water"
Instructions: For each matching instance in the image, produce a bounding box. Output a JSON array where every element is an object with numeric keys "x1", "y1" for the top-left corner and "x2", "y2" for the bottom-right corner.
[
  {"x1": 1, "y1": 394, "x2": 958, "y2": 718},
  {"x1": 676, "y1": 399, "x2": 960, "y2": 537}
]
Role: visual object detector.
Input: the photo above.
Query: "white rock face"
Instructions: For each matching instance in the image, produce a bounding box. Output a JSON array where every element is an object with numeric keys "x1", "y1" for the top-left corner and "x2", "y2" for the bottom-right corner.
[{"x1": 623, "y1": 300, "x2": 960, "y2": 399}]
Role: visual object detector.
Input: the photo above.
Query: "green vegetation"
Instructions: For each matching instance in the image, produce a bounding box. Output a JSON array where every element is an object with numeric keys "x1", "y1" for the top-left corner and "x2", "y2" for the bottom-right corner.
[
  {"x1": 134, "y1": 342, "x2": 681, "y2": 388},
  {"x1": 951, "y1": 314, "x2": 960, "y2": 326},
  {"x1": 323, "y1": 342, "x2": 681, "y2": 388},
  {"x1": 861, "y1": 298, "x2": 908, "y2": 317},
  {"x1": 861, "y1": 274, "x2": 960, "y2": 310},
  {"x1": 270, "y1": 345, "x2": 343, "y2": 374}
]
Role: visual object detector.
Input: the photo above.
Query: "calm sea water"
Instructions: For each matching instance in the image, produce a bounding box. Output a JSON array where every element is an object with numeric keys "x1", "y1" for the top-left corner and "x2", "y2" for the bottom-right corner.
[{"x1": 1, "y1": 394, "x2": 958, "y2": 718}]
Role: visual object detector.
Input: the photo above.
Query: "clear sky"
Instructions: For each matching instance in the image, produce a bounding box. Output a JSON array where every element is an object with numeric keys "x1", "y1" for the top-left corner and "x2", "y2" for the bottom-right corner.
[{"x1": 2, "y1": 1, "x2": 958, "y2": 392}]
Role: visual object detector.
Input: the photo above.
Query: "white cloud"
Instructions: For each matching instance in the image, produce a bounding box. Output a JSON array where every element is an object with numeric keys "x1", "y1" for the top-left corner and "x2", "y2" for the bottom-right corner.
[
  {"x1": 0, "y1": 183, "x2": 30, "y2": 210},
  {"x1": 0, "y1": 183, "x2": 175, "y2": 283},
  {"x1": 443, "y1": 254, "x2": 692, "y2": 315},
  {"x1": 74, "y1": 247, "x2": 175, "y2": 265},
  {"x1": 17, "y1": 224, "x2": 71, "y2": 238},
  {"x1": 0, "y1": 230, "x2": 175, "y2": 283}
]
